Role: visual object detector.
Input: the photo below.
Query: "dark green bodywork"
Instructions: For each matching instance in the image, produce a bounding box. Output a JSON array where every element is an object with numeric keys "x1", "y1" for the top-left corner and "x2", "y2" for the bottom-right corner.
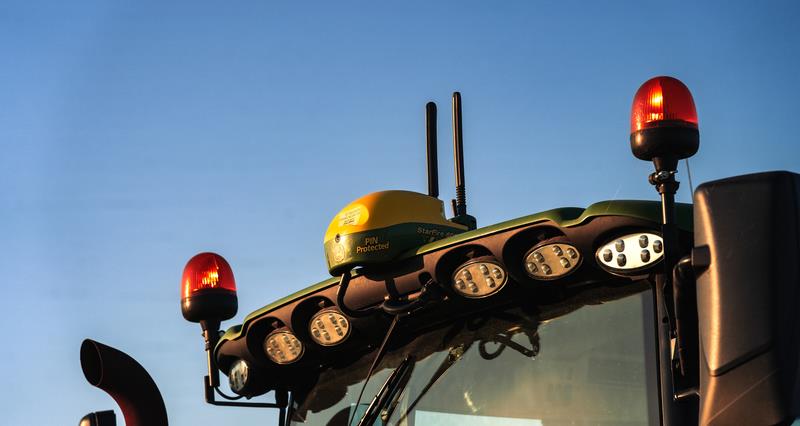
[{"x1": 217, "y1": 200, "x2": 692, "y2": 347}]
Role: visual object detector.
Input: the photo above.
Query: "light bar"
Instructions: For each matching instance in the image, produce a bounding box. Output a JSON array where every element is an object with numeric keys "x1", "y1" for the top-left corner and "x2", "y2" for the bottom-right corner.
[
  {"x1": 309, "y1": 309, "x2": 351, "y2": 347},
  {"x1": 452, "y1": 259, "x2": 507, "y2": 298},
  {"x1": 264, "y1": 330, "x2": 304, "y2": 365},
  {"x1": 524, "y1": 242, "x2": 581, "y2": 280},
  {"x1": 596, "y1": 232, "x2": 663, "y2": 275}
]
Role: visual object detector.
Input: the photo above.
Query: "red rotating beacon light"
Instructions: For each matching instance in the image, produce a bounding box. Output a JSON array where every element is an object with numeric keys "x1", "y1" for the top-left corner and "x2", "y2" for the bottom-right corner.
[
  {"x1": 181, "y1": 252, "x2": 238, "y2": 324},
  {"x1": 630, "y1": 76, "x2": 699, "y2": 172}
]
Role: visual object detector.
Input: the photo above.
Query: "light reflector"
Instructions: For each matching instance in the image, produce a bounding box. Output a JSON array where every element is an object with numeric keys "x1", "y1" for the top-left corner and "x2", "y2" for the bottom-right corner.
[
  {"x1": 264, "y1": 330, "x2": 304, "y2": 365},
  {"x1": 452, "y1": 259, "x2": 507, "y2": 298},
  {"x1": 524, "y1": 243, "x2": 581, "y2": 280},
  {"x1": 309, "y1": 309, "x2": 351, "y2": 346},
  {"x1": 596, "y1": 232, "x2": 663, "y2": 274}
]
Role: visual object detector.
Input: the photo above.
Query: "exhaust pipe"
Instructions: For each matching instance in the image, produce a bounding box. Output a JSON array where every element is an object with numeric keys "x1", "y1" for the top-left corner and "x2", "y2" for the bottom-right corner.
[{"x1": 80, "y1": 339, "x2": 168, "y2": 426}]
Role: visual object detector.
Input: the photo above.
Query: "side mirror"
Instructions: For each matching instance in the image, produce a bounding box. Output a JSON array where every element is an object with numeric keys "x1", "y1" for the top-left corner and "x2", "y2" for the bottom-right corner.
[
  {"x1": 79, "y1": 411, "x2": 115, "y2": 426},
  {"x1": 694, "y1": 171, "x2": 800, "y2": 425}
]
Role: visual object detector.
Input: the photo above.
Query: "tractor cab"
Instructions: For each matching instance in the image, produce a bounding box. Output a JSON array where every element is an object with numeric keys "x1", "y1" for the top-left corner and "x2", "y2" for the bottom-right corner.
[
  {"x1": 79, "y1": 79, "x2": 800, "y2": 426},
  {"x1": 205, "y1": 86, "x2": 694, "y2": 426}
]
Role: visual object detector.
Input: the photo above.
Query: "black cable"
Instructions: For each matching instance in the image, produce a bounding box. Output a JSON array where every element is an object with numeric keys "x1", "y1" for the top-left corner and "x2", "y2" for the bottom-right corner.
[
  {"x1": 380, "y1": 277, "x2": 441, "y2": 316},
  {"x1": 348, "y1": 315, "x2": 400, "y2": 426},
  {"x1": 214, "y1": 386, "x2": 244, "y2": 401},
  {"x1": 337, "y1": 271, "x2": 381, "y2": 318},
  {"x1": 684, "y1": 158, "x2": 694, "y2": 196}
]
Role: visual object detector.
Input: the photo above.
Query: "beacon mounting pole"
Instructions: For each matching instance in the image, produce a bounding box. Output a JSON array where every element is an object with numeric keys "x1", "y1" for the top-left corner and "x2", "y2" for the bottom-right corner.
[{"x1": 629, "y1": 77, "x2": 701, "y2": 422}]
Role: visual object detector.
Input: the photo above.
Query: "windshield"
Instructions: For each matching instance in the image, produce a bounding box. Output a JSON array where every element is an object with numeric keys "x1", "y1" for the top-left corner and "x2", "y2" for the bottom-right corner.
[{"x1": 290, "y1": 288, "x2": 658, "y2": 426}]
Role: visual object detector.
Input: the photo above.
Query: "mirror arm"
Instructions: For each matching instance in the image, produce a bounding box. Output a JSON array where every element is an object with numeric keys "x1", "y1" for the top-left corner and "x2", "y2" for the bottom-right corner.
[{"x1": 671, "y1": 255, "x2": 699, "y2": 399}]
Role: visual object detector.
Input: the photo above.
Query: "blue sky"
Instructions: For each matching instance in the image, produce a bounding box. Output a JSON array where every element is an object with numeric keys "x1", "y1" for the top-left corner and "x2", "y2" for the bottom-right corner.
[{"x1": 1, "y1": 1, "x2": 798, "y2": 425}]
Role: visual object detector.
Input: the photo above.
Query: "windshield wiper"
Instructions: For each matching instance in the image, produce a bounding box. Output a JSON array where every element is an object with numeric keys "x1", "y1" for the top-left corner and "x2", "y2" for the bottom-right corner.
[
  {"x1": 356, "y1": 355, "x2": 415, "y2": 426},
  {"x1": 394, "y1": 344, "x2": 469, "y2": 424}
]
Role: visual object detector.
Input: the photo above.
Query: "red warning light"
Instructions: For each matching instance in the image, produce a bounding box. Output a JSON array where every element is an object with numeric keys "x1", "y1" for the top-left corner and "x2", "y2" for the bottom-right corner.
[
  {"x1": 630, "y1": 76, "x2": 698, "y2": 134},
  {"x1": 181, "y1": 252, "x2": 238, "y2": 323},
  {"x1": 182, "y1": 253, "x2": 236, "y2": 299},
  {"x1": 629, "y1": 76, "x2": 699, "y2": 171}
]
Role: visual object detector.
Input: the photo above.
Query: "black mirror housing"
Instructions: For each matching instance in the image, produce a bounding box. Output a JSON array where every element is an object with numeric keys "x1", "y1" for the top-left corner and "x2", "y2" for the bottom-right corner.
[{"x1": 694, "y1": 171, "x2": 800, "y2": 425}]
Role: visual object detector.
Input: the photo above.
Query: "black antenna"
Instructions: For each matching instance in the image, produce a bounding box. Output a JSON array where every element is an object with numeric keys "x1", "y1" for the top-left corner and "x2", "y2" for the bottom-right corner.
[
  {"x1": 426, "y1": 102, "x2": 439, "y2": 198},
  {"x1": 452, "y1": 92, "x2": 466, "y2": 215},
  {"x1": 450, "y1": 92, "x2": 476, "y2": 229}
]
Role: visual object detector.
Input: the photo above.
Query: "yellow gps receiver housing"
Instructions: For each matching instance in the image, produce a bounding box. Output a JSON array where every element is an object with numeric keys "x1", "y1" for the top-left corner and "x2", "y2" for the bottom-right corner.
[{"x1": 324, "y1": 190, "x2": 467, "y2": 275}]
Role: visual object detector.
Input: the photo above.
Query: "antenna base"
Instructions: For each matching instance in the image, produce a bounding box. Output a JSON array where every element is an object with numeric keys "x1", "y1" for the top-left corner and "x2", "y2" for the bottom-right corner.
[{"x1": 450, "y1": 214, "x2": 477, "y2": 230}]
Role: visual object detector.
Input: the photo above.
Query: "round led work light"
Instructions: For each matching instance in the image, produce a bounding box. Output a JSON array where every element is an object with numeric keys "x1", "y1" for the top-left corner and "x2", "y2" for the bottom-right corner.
[
  {"x1": 264, "y1": 330, "x2": 304, "y2": 365},
  {"x1": 452, "y1": 259, "x2": 507, "y2": 298},
  {"x1": 181, "y1": 252, "x2": 238, "y2": 323},
  {"x1": 524, "y1": 243, "x2": 581, "y2": 280},
  {"x1": 630, "y1": 76, "x2": 699, "y2": 172},
  {"x1": 228, "y1": 359, "x2": 250, "y2": 395},
  {"x1": 309, "y1": 309, "x2": 351, "y2": 347},
  {"x1": 596, "y1": 232, "x2": 664, "y2": 275}
]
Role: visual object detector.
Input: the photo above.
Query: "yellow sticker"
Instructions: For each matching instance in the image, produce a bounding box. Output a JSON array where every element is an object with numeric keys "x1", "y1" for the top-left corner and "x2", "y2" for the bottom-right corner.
[
  {"x1": 338, "y1": 204, "x2": 368, "y2": 227},
  {"x1": 333, "y1": 243, "x2": 345, "y2": 262}
]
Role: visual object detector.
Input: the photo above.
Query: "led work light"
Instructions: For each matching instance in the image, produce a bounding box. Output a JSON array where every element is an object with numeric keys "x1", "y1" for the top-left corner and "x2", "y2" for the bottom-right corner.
[
  {"x1": 524, "y1": 243, "x2": 581, "y2": 280},
  {"x1": 596, "y1": 232, "x2": 663, "y2": 275},
  {"x1": 228, "y1": 359, "x2": 250, "y2": 395},
  {"x1": 264, "y1": 330, "x2": 304, "y2": 365},
  {"x1": 309, "y1": 308, "x2": 351, "y2": 347},
  {"x1": 452, "y1": 259, "x2": 507, "y2": 298}
]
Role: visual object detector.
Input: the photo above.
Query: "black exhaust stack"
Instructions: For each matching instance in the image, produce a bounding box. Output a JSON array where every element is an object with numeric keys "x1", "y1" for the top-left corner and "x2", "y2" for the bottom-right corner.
[{"x1": 80, "y1": 339, "x2": 168, "y2": 426}]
